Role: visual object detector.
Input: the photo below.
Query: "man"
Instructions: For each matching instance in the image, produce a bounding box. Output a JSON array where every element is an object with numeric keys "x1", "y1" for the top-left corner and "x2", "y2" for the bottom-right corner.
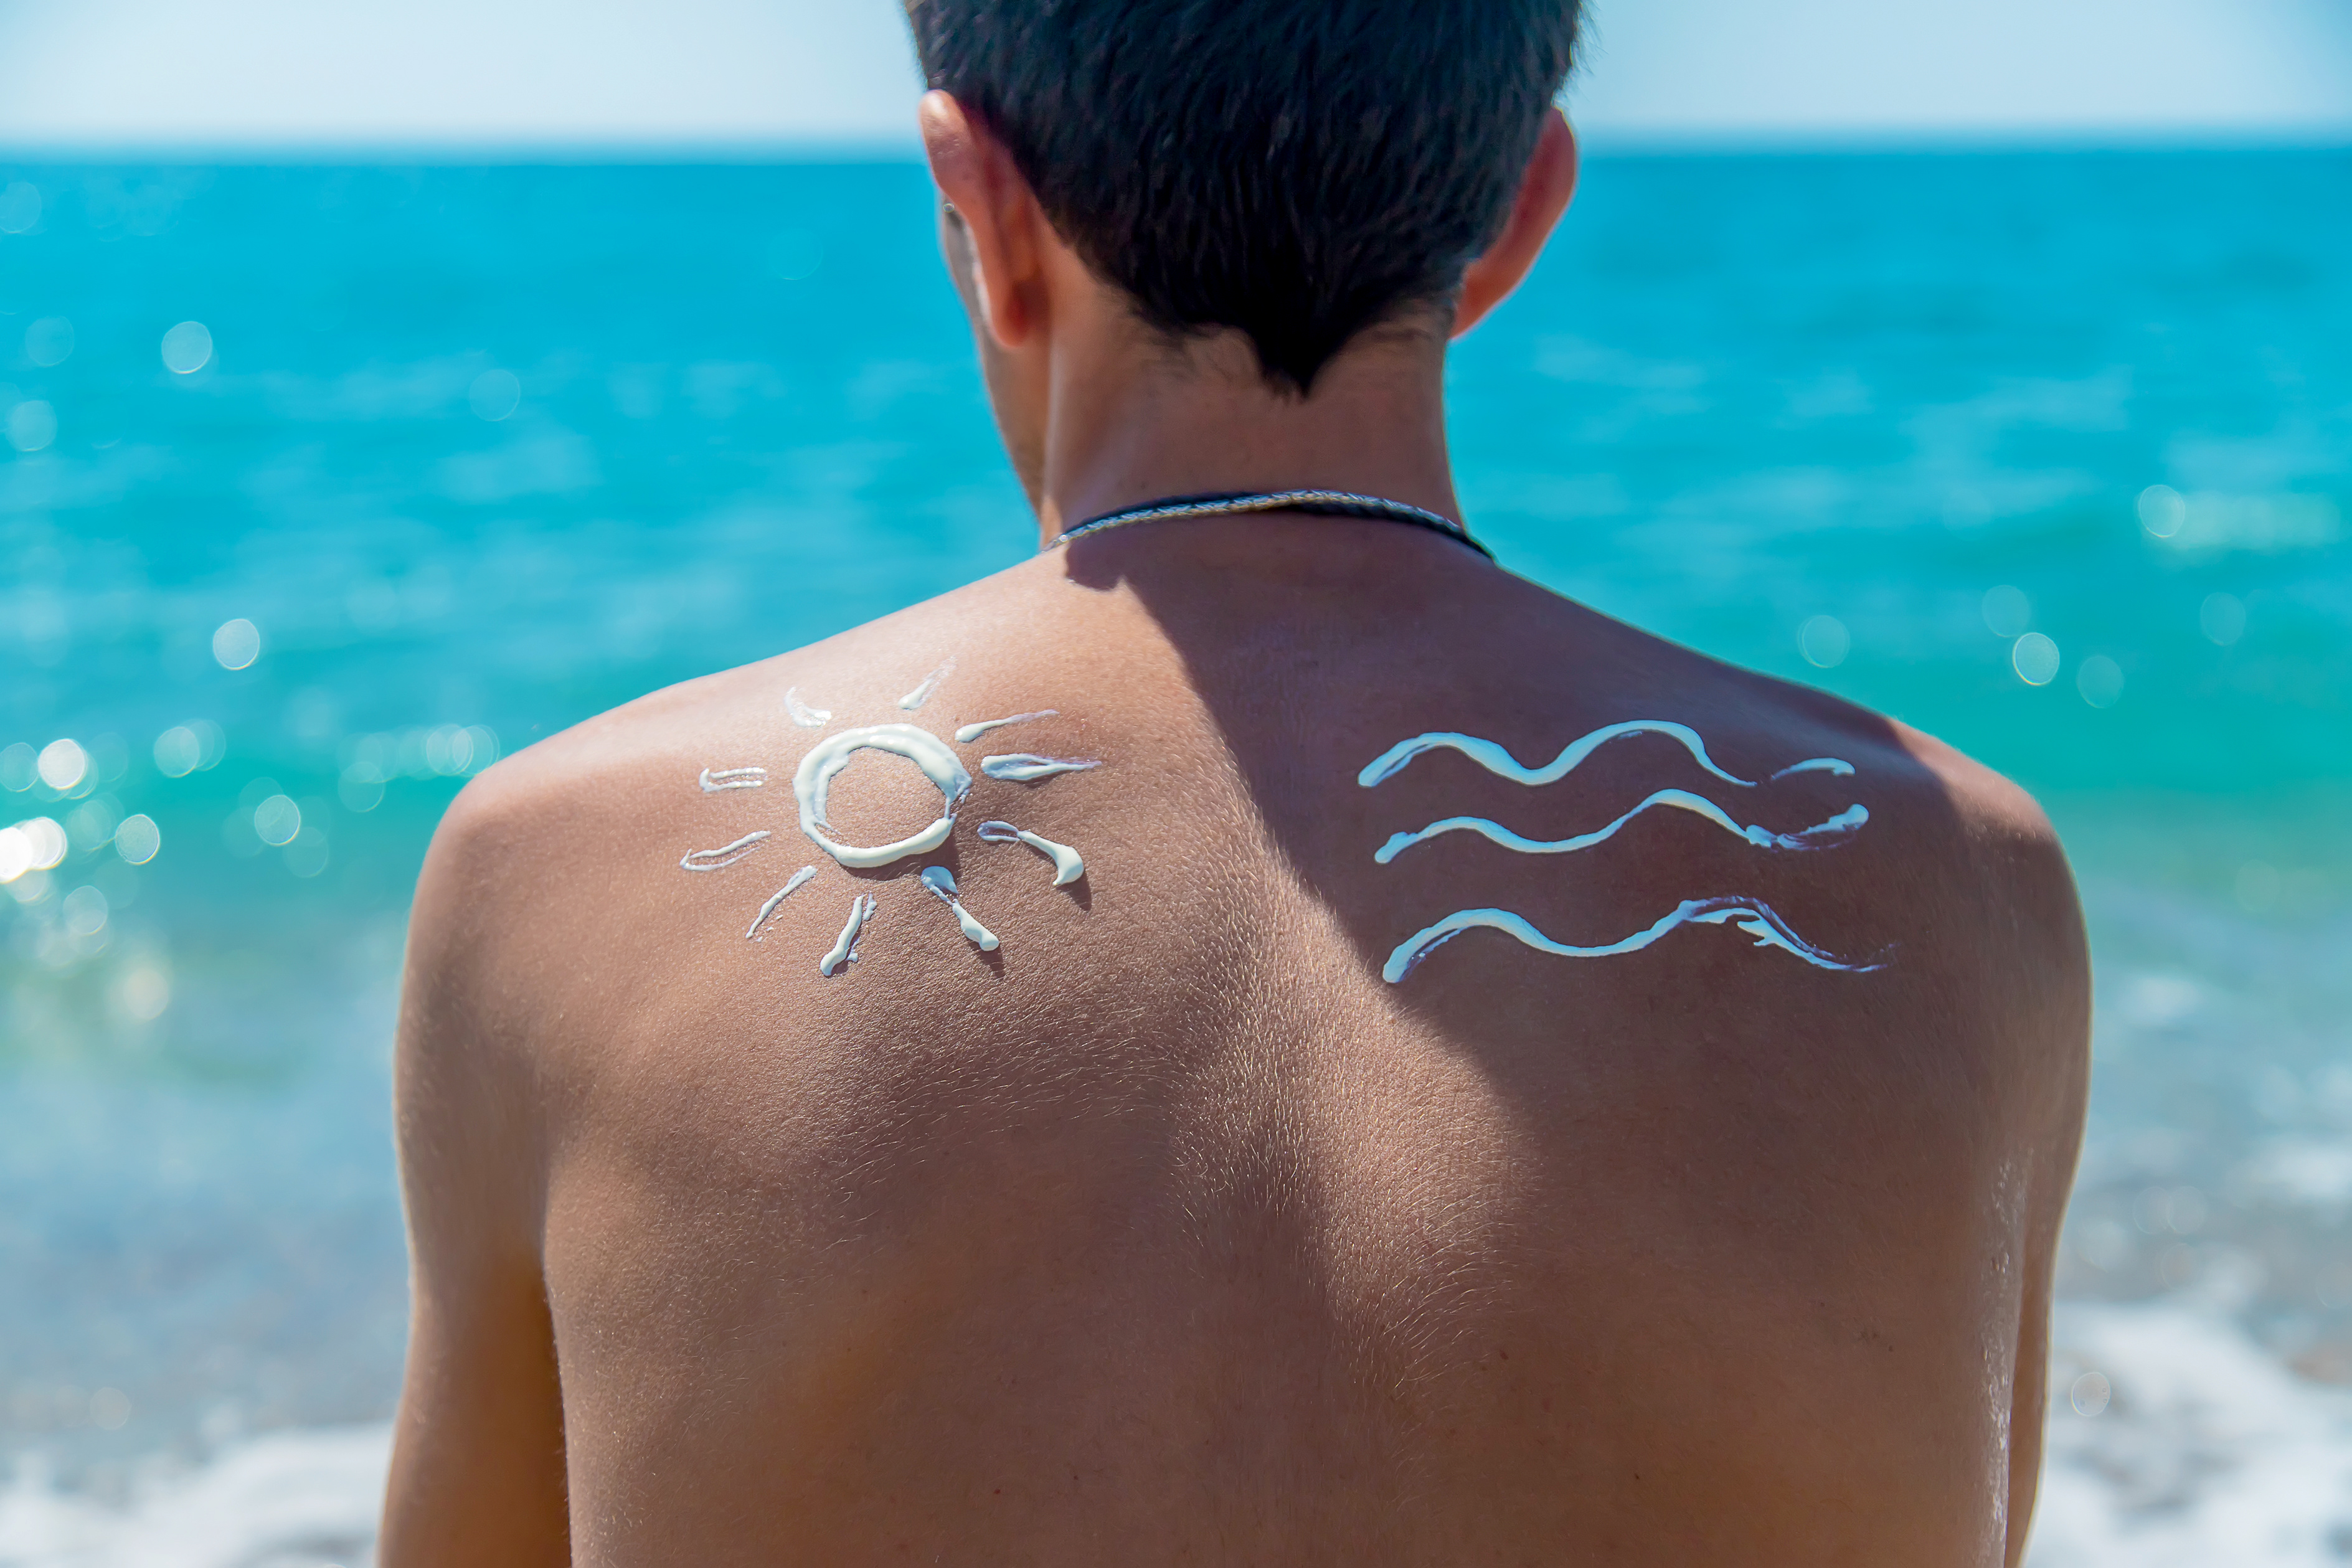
[{"x1": 382, "y1": 1, "x2": 2089, "y2": 1562}]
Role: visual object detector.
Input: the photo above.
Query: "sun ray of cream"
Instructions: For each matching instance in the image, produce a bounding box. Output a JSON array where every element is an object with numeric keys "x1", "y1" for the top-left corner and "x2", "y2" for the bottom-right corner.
[
  {"x1": 818, "y1": 894, "x2": 876, "y2": 977},
  {"x1": 746, "y1": 865, "x2": 818, "y2": 939},
  {"x1": 954, "y1": 711, "x2": 1057, "y2": 744},
  {"x1": 700, "y1": 766, "x2": 767, "y2": 792},
  {"x1": 981, "y1": 753, "x2": 1100, "y2": 782},
  {"x1": 898, "y1": 658, "x2": 955, "y2": 711},
  {"x1": 681, "y1": 831, "x2": 770, "y2": 872},
  {"x1": 919, "y1": 866, "x2": 1000, "y2": 950},
  {"x1": 785, "y1": 688, "x2": 832, "y2": 728},
  {"x1": 682, "y1": 682, "x2": 1099, "y2": 965},
  {"x1": 976, "y1": 819, "x2": 1084, "y2": 886}
]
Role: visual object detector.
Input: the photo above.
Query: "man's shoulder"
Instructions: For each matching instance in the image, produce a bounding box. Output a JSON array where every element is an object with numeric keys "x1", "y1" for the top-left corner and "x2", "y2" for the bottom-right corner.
[
  {"x1": 406, "y1": 564, "x2": 1047, "y2": 998},
  {"x1": 426, "y1": 569, "x2": 1034, "y2": 884},
  {"x1": 426, "y1": 663, "x2": 776, "y2": 887},
  {"x1": 1742, "y1": 661, "x2": 2086, "y2": 1063},
  {"x1": 1645, "y1": 633, "x2": 2067, "y2": 874},
  {"x1": 1626, "y1": 647, "x2": 2090, "y2": 1141},
  {"x1": 1618, "y1": 635, "x2": 2084, "y2": 993}
]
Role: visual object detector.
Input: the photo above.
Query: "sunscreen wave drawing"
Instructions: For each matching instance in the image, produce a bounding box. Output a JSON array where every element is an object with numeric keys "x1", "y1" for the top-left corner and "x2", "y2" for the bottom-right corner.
[
  {"x1": 677, "y1": 663, "x2": 1093, "y2": 974},
  {"x1": 1363, "y1": 720, "x2": 1882, "y2": 981}
]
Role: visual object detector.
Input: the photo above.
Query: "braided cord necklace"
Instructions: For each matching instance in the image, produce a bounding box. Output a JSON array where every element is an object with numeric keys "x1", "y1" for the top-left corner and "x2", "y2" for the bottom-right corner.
[{"x1": 1054, "y1": 489, "x2": 1492, "y2": 561}]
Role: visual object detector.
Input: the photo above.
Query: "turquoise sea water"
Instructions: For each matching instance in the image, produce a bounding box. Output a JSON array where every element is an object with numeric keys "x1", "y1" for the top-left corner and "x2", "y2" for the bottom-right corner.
[{"x1": 1, "y1": 151, "x2": 2348, "y2": 1559}]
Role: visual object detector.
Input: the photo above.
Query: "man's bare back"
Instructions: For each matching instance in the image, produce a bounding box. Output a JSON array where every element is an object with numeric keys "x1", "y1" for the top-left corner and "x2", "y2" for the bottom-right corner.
[
  {"x1": 385, "y1": 518, "x2": 2086, "y2": 1565},
  {"x1": 382, "y1": 9, "x2": 2088, "y2": 1557}
]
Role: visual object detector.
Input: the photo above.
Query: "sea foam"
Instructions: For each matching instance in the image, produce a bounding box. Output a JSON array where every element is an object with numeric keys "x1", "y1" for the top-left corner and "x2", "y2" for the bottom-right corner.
[{"x1": 0, "y1": 1424, "x2": 390, "y2": 1568}]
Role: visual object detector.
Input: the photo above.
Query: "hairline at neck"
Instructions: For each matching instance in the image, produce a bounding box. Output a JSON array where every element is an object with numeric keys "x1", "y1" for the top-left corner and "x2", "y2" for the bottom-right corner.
[{"x1": 1023, "y1": 283, "x2": 1466, "y2": 552}]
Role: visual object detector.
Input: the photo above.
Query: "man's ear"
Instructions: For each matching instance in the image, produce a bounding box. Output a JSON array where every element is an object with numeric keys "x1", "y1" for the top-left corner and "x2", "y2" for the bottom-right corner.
[
  {"x1": 919, "y1": 90, "x2": 1049, "y2": 351},
  {"x1": 1453, "y1": 108, "x2": 1579, "y2": 339}
]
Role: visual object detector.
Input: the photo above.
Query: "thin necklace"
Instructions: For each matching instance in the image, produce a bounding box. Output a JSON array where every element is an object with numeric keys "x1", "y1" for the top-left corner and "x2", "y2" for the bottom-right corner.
[{"x1": 1054, "y1": 489, "x2": 1493, "y2": 561}]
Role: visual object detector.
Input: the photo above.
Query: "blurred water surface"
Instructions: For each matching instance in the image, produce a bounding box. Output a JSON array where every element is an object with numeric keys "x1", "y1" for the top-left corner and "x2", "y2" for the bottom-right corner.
[{"x1": 1, "y1": 152, "x2": 2348, "y2": 1561}]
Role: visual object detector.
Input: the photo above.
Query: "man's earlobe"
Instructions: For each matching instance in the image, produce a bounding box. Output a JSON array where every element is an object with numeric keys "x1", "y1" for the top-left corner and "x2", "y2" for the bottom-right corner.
[{"x1": 1452, "y1": 108, "x2": 1579, "y2": 339}]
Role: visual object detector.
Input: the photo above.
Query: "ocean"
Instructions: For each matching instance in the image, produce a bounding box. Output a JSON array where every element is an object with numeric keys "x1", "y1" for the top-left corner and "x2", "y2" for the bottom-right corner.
[{"x1": 1, "y1": 149, "x2": 2347, "y2": 1564}]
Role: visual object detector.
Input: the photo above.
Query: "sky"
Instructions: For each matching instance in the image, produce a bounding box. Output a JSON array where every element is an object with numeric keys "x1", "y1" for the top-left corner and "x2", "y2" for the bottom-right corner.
[{"x1": 0, "y1": 0, "x2": 2346, "y2": 151}]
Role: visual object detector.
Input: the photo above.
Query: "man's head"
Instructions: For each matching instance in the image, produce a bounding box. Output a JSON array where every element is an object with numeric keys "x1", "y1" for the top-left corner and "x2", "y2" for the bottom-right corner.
[{"x1": 906, "y1": 0, "x2": 1581, "y2": 399}]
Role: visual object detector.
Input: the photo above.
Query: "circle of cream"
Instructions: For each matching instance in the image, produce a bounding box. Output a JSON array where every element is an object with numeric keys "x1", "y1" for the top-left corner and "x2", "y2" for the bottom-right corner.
[{"x1": 794, "y1": 722, "x2": 973, "y2": 869}]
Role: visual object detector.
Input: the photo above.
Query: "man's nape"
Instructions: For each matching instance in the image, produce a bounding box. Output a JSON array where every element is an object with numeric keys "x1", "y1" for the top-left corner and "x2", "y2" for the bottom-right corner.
[{"x1": 915, "y1": 90, "x2": 1579, "y2": 547}]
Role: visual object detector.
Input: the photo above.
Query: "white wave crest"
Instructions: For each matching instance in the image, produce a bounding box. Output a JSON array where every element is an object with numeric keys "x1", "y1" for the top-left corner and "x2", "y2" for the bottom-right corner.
[{"x1": 0, "y1": 1424, "x2": 390, "y2": 1568}]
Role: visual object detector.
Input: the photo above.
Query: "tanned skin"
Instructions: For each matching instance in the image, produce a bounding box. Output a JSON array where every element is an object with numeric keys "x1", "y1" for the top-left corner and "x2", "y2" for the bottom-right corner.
[{"x1": 381, "y1": 98, "x2": 2089, "y2": 1566}]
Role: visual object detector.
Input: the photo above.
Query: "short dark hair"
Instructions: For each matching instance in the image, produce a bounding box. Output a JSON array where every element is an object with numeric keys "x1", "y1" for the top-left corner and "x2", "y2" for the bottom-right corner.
[{"x1": 906, "y1": 0, "x2": 1580, "y2": 395}]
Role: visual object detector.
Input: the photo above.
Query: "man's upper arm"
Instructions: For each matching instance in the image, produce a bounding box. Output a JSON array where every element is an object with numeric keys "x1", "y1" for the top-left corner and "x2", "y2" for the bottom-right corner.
[
  {"x1": 1978, "y1": 793, "x2": 2092, "y2": 1568},
  {"x1": 380, "y1": 775, "x2": 572, "y2": 1567}
]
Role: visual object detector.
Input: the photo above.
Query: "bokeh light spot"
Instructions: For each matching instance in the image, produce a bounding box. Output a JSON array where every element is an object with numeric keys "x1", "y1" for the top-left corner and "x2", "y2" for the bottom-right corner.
[
  {"x1": 212, "y1": 618, "x2": 262, "y2": 671},
  {"x1": 7, "y1": 816, "x2": 69, "y2": 873},
  {"x1": 1798, "y1": 614, "x2": 1850, "y2": 669},
  {"x1": 252, "y1": 794, "x2": 302, "y2": 848},
  {"x1": 0, "y1": 181, "x2": 40, "y2": 235},
  {"x1": 2076, "y1": 654, "x2": 2125, "y2": 709},
  {"x1": 154, "y1": 727, "x2": 201, "y2": 777},
  {"x1": 113, "y1": 813, "x2": 161, "y2": 866},
  {"x1": 2012, "y1": 632, "x2": 2061, "y2": 686},
  {"x1": 2069, "y1": 1372, "x2": 2111, "y2": 1417},
  {"x1": 0, "y1": 743, "x2": 35, "y2": 792},
  {"x1": 2199, "y1": 592, "x2": 2247, "y2": 647},
  {"x1": 161, "y1": 321, "x2": 214, "y2": 375},
  {"x1": 1981, "y1": 585, "x2": 2032, "y2": 639},
  {"x1": 25, "y1": 316, "x2": 74, "y2": 367},
  {"x1": 285, "y1": 825, "x2": 331, "y2": 879},
  {"x1": 115, "y1": 965, "x2": 172, "y2": 1023},
  {"x1": 36, "y1": 739, "x2": 88, "y2": 792},
  {"x1": 6, "y1": 399, "x2": 57, "y2": 453},
  {"x1": 338, "y1": 763, "x2": 385, "y2": 813},
  {"x1": 63, "y1": 884, "x2": 109, "y2": 937},
  {"x1": 767, "y1": 231, "x2": 824, "y2": 281},
  {"x1": 469, "y1": 369, "x2": 522, "y2": 422},
  {"x1": 66, "y1": 798, "x2": 119, "y2": 852},
  {"x1": 2137, "y1": 484, "x2": 2186, "y2": 539}
]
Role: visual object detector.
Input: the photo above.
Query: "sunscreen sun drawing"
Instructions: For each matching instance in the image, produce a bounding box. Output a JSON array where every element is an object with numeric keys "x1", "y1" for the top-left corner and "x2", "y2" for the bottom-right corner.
[
  {"x1": 678, "y1": 660, "x2": 1095, "y2": 976},
  {"x1": 1363, "y1": 719, "x2": 1886, "y2": 982}
]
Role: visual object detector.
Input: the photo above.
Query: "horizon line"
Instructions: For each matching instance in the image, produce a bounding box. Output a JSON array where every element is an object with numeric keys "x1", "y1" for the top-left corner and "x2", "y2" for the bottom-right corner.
[{"x1": 2, "y1": 123, "x2": 2348, "y2": 166}]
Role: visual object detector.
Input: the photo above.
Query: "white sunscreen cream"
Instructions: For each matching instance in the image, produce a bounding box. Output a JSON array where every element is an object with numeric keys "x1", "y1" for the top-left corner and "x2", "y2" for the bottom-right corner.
[
  {"x1": 954, "y1": 711, "x2": 1057, "y2": 744},
  {"x1": 795, "y1": 723, "x2": 973, "y2": 869},
  {"x1": 747, "y1": 864, "x2": 818, "y2": 939},
  {"x1": 977, "y1": 819, "x2": 1084, "y2": 886},
  {"x1": 1376, "y1": 791, "x2": 1868, "y2": 864},
  {"x1": 1361, "y1": 719, "x2": 1880, "y2": 984},
  {"x1": 919, "y1": 866, "x2": 1001, "y2": 950},
  {"x1": 819, "y1": 893, "x2": 877, "y2": 977},
  {"x1": 1384, "y1": 898, "x2": 1882, "y2": 984},
  {"x1": 898, "y1": 659, "x2": 955, "y2": 712},
  {"x1": 981, "y1": 754, "x2": 1100, "y2": 783},
  {"x1": 1359, "y1": 721, "x2": 1853, "y2": 791},
  {"x1": 679, "y1": 691, "x2": 1102, "y2": 969},
  {"x1": 680, "y1": 831, "x2": 770, "y2": 872}
]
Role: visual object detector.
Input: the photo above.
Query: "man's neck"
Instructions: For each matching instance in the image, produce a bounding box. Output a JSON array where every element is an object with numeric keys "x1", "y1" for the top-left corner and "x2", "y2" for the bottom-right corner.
[{"x1": 1029, "y1": 319, "x2": 1463, "y2": 551}]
